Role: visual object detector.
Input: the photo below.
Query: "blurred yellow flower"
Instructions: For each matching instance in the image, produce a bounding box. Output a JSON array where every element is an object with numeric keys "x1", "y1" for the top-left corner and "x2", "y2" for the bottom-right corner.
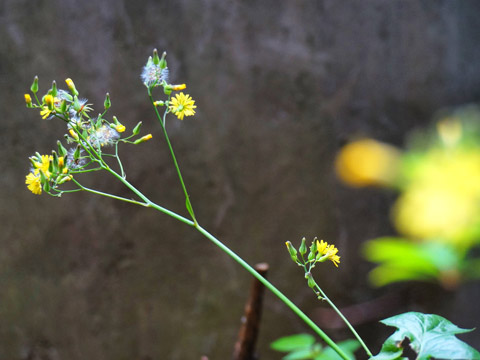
[
  {"x1": 393, "y1": 148, "x2": 480, "y2": 245},
  {"x1": 335, "y1": 139, "x2": 401, "y2": 187},
  {"x1": 169, "y1": 92, "x2": 196, "y2": 120}
]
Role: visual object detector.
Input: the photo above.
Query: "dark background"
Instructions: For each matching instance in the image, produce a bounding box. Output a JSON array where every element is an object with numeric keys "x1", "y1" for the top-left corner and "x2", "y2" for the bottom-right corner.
[{"x1": 1, "y1": 1, "x2": 480, "y2": 359}]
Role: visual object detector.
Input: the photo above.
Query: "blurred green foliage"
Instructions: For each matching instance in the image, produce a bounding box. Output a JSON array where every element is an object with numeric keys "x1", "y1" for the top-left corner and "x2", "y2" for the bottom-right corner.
[{"x1": 337, "y1": 105, "x2": 480, "y2": 288}]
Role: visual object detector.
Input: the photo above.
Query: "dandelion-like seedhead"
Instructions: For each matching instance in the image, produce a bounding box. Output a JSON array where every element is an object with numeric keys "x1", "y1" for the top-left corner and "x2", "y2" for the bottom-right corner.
[{"x1": 141, "y1": 57, "x2": 169, "y2": 87}]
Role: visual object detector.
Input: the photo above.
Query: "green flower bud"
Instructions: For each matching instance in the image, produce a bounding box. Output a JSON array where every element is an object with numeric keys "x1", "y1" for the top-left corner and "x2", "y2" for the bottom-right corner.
[
  {"x1": 49, "y1": 80, "x2": 58, "y2": 97},
  {"x1": 30, "y1": 76, "x2": 39, "y2": 94},
  {"x1": 73, "y1": 145, "x2": 81, "y2": 160},
  {"x1": 132, "y1": 121, "x2": 142, "y2": 135},
  {"x1": 285, "y1": 241, "x2": 298, "y2": 263},
  {"x1": 60, "y1": 99, "x2": 67, "y2": 113},
  {"x1": 299, "y1": 237, "x2": 307, "y2": 256},
  {"x1": 133, "y1": 134, "x2": 153, "y2": 144},
  {"x1": 306, "y1": 272, "x2": 316, "y2": 289},
  {"x1": 104, "y1": 93, "x2": 111, "y2": 110},
  {"x1": 152, "y1": 48, "x2": 160, "y2": 65},
  {"x1": 159, "y1": 51, "x2": 167, "y2": 69},
  {"x1": 51, "y1": 150, "x2": 59, "y2": 169},
  {"x1": 57, "y1": 141, "x2": 68, "y2": 157}
]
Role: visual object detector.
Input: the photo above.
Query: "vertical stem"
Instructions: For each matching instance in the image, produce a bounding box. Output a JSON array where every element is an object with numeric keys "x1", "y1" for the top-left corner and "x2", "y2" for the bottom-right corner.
[{"x1": 148, "y1": 91, "x2": 197, "y2": 224}]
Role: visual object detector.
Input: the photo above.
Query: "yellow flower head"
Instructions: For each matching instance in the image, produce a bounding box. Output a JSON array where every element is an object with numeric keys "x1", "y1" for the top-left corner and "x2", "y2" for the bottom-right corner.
[
  {"x1": 44, "y1": 94, "x2": 54, "y2": 108},
  {"x1": 24, "y1": 94, "x2": 32, "y2": 106},
  {"x1": 316, "y1": 239, "x2": 341, "y2": 267},
  {"x1": 25, "y1": 173, "x2": 42, "y2": 195},
  {"x1": 169, "y1": 92, "x2": 197, "y2": 120},
  {"x1": 40, "y1": 106, "x2": 53, "y2": 119},
  {"x1": 335, "y1": 139, "x2": 401, "y2": 187},
  {"x1": 115, "y1": 124, "x2": 126, "y2": 133},
  {"x1": 172, "y1": 84, "x2": 187, "y2": 91},
  {"x1": 33, "y1": 155, "x2": 52, "y2": 178}
]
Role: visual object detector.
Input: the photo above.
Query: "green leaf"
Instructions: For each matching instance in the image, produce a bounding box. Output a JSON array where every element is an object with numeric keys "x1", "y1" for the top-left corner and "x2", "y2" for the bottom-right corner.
[
  {"x1": 284, "y1": 347, "x2": 318, "y2": 360},
  {"x1": 315, "y1": 339, "x2": 360, "y2": 360},
  {"x1": 271, "y1": 334, "x2": 316, "y2": 352},
  {"x1": 362, "y1": 238, "x2": 465, "y2": 286},
  {"x1": 373, "y1": 312, "x2": 480, "y2": 360}
]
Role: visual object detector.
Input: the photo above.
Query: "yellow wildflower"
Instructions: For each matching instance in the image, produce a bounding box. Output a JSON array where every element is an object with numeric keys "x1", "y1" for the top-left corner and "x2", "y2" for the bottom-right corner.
[
  {"x1": 24, "y1": 94, "x2": 32, "y2": 106},
  {"x1": 316, "y1": 239, "x2": 341, "y2": 267},
  {"x1": 335, "y1": 139, "x2": 400, "y2": 187},
  {"x1": 169, "y1": 92, "x2": 196, "y2": 120},
  {"x1": 25, "y1": 173, "x2": 42, "y2": 195},
  {"x1": 33, "y1": 155, "x2": 52, "y2": 178},
  {"x1": 115, "y1": 124, "x2": 126, "y2": 133},
  {"x1": 172, "y1": 84, "x2": 186, "y2": 91}
]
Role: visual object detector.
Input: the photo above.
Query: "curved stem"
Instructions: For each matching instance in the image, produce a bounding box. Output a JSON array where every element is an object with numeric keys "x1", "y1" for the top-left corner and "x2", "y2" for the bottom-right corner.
[{"x1": 315, "y1": 285, "x2": 372, "y2": 357}]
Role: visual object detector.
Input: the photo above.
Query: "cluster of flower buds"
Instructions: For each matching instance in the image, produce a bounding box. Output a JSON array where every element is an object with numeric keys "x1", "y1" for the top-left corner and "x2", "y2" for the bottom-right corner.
[
  {"x1": 24, "y1": 76, "x2": 153, "y2": 195},
  {"x1": 26, "y1": 146, "x2": 73, "y2": 195},
  {"x1": 285, "y1": 237, "x2": 341, "y2": 269}
]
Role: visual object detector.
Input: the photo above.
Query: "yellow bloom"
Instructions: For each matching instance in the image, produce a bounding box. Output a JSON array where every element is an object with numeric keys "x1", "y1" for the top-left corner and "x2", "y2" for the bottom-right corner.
[
  {"x1": 115, "y1": 124, "x2": 126, "y2": 133},
  {"x1": 24, "y1": 94, "x2": 32, "y2": 106},
  {"x1": 44, "y1": 94, "x2": 54, "y2": 108},
  {"x1": 33, "y1": 155, "x2": 52, "y2": 178},
  {"x1": 316, "y1": 239, "x2": 341, "y2": 267},
  {"x1": 172, "y1": 84, "x2": 186, "y2": 91},
  {"x1": 335, "y1": 139, "x2": 401, "y2": 187},
  {"x1": 169, "y1": 92, "x2": 197, "y2": 120},
  {"x1": 40, "y1": 106, "x2": 53, "y2": 119},
  {"x1": 25, "y1": 173, "x2": 42, "y2": 195}
]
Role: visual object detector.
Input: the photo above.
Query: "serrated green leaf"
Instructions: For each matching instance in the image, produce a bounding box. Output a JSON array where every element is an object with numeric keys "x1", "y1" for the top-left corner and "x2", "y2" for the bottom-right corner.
[
  {"x1": 270, "y1": 334, "x2": 316, "y2": 352},
  {"x1": 374, "y1": 312, "x2": 480, "y2": 360}
]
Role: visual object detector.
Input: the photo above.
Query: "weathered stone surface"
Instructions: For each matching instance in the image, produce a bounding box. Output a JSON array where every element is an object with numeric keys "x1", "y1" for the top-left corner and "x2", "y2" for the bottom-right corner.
[{"x1": 1, "y1": 1, "x2": 480, "y2": 358}]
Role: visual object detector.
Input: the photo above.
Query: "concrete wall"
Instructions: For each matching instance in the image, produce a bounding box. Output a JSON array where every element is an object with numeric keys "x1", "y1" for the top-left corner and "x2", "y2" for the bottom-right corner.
[{"x1": 2, "y1": 1, "x2": 480, "y2": 358}]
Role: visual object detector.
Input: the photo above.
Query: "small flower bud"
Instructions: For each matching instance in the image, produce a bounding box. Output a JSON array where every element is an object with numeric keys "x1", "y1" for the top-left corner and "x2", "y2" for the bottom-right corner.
[
  {"x1": 104, "y1": 93, "x2": 111, "y2": 110},
  {"x1": 30, "y1": 76, "x2": 39, "y2": 94},
  {"x1": 50, "y1": 80, "x2": 58, "y2": 97},
  {"x1": 73, "y1": 145, "x2": 82, "y2": 160},
  {"x1": 153, "y1": 100, "x2": 165, "y2": 107},
  {"x1": 152, "y1": 48, "x2": 160, "y2": 65},
  {"x1": 59, "y1": 99, "x2": 67, "y2": 113},
  {"x1": 44, "y1": 94, "x2": 54, "y2": 110},
  {"x1": 58, "y1": 156, "x2": 65, "y2": 168},
  {"x1": 69, "y1": 129, "x2": 79, "y2": 140},
  {"x1": 306, "y1": 272, "x2": 316, "y2": 289},
  {"x1": 285, "y1": 241, "x2": 298, "y2": 262},
  {"x1": 57, "y1": 174, "x2": 73, "y2": 184},
  {"x1": 134, "y1": 134, "x2": 153, "y2": 144},
  {"x1": 57, "y1": 141, "x2": 67, "y2": 157},
  {"x1": 172, "y1": 84, "x2": 186, "y2": 91},
  {"x1": 65, "y1": 78, "x2": 78, "y2": 96},
  {"x1": 132, "y1": 121, "x2": 142, "y2": 135},
  {"x1": 159, "y1": 51, "x2": 167, "y2": 69},
  {"x1": 299, "y1": 237, "x2": 307, "y2": 256},
  {"x1": 24, "y1": 94, "x2": 33, "y2": 107},
  {"x1": 115, "y1": 124, "x2": 126, "y2": 133}
]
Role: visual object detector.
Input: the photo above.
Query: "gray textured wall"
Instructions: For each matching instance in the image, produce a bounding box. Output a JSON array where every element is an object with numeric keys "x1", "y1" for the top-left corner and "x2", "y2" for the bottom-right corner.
[{"x1": 2, "y1": 1, "x2": 480, "y2": 359}]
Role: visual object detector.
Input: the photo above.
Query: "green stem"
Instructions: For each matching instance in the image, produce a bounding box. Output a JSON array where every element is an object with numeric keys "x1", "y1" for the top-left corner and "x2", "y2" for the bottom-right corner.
[
  {"x1": 148, "y1": 91, "x2": 197, "y2": 224},
  {"x1": 315, "y1": 285, "x2": 372, "y2": 357},
  {"x1": 195, "y1": 224, "x2": 351, "y2": 360}
]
